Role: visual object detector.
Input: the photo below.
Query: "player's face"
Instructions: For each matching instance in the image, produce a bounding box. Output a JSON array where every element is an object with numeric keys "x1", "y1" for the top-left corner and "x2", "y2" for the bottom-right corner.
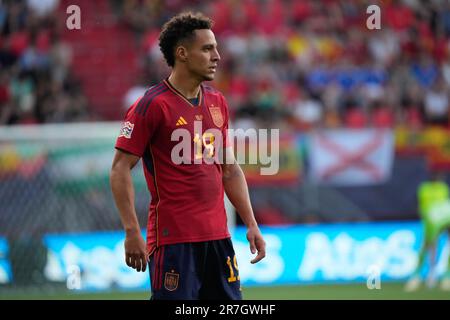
[{"x1": 185, "y1": 29, "x2": 221, "y2": 81}]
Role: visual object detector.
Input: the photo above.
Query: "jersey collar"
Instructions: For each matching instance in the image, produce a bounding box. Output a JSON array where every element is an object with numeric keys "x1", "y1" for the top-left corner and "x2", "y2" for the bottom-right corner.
[{"x1": 163, "y1": 78, "x2": 203, "y2": 107}]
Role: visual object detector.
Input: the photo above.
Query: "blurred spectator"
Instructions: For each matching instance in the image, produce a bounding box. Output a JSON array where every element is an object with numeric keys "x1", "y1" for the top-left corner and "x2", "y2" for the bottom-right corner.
[
  {"x1": 424, "y1": 79, "x2": 449, "y2": 125},
  {"x1": 9, "y1": 71, "x2": 36, "y2": 123},
  {"x1": 411, "y1": 53, "x2": 439, "y2": 89},
  {"x1": 123, "y1": 76, "x2": 147, "y2": 111},
  {"x1": 344, "y1": 105, "x2": 368, "y2": 129},
  {"x1": 292, "y1": 90, "x2": 323, "y2": 130},
  {"x1": 49, "y1": 33, "x2": 72, "y2": 84},
  {"x1": 26, "y1": 0, "x2": 59, "y2": 18},
  {"x1": 371, "y1": 101, "x2": 395, "y2": 128},
  {"x1": 322, "y1": 107, "x2": 341, "y2": 129},
  {"x1": 368, "y1": 28, "x2": 400, "y2": 67},
  {"x1": 397, "y1": 84, "x2": 426, "y2": 129},
  {"x1": 0, "y1": 72, "x2": 12, "y2": 123}
]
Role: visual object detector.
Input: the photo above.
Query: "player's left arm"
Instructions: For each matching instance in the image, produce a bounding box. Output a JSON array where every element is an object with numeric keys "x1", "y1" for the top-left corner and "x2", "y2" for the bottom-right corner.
[{"x1": 221, "y1": 147, "x2": 266, "y2": 264}]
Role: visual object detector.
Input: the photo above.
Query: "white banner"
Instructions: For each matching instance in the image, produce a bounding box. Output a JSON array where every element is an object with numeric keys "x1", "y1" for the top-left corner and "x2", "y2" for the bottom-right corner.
[{"x1": 308, "y1": 129, "x2": 394, "y2": 186}]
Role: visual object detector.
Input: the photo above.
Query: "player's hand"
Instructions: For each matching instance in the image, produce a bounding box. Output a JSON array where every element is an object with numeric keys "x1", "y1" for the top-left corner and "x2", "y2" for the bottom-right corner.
[
  {"x1": 246, "y1": 225, "x2": 266, "y2": 264},
  {"x1": 124, "y1": 231, "x2": 148, "y2": 272}
]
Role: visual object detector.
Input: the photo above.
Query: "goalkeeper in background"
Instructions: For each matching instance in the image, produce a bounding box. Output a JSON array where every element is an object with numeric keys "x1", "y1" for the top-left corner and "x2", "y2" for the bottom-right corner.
[{"x1": 405, "y1": 172, "x2": 450, "y2": 291}]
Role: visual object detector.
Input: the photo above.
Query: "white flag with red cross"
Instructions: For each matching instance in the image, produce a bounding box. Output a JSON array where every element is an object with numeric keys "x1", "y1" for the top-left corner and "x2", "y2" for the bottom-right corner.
[{"x1": 308, "y1": 129, "x2": 394, "y2": 186}]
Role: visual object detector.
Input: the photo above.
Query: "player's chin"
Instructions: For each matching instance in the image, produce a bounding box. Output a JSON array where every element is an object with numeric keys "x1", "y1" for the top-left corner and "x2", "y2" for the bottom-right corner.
[
  {"x1": 203, "y1": 72, "x2": 215, "y2": 81},
  {"x1": 204, "y1": 73, "x2": 215, "y2": 81}
]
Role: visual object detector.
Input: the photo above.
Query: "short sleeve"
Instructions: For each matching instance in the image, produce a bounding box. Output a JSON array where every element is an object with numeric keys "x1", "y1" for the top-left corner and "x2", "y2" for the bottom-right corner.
[{"x1": 115, "y1": 96, "x2": 161, "y2": 157}]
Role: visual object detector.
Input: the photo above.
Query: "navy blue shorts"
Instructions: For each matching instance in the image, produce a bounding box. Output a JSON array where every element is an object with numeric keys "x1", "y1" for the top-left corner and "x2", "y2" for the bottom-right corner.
[{"x1": 148, "y1": 238, "x2": 242, "y2": 300}]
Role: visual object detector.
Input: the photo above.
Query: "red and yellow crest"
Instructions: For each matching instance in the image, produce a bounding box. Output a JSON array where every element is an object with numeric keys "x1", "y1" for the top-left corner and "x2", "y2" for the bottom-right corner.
[
  {"x1": 208, "y1": 105, "x2": 224, "y2": 128},
  {"x1": 164, "y1": 270, "x2": 179, "y2": 291}
]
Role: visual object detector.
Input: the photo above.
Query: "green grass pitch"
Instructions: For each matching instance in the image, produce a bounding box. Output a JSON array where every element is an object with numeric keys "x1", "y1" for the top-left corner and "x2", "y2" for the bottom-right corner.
[{"x1": 2, "y1": 283, "x2": 449, "y2": 300}]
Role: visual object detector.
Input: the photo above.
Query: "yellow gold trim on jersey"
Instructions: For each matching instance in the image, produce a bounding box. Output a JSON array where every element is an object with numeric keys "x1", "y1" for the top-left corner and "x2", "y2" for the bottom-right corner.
[
  {"x1": 163, "y1": 79, "x2": 203, "y2": 107},
  {"x1": 150, "y1": 146, "x2": 161, "y2": 248}
]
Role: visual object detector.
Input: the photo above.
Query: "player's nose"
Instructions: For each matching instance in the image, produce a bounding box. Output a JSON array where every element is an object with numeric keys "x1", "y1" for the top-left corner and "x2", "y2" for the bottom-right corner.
[{"x1": 212, "y1": 49, "x2": 221, "y2": 62}]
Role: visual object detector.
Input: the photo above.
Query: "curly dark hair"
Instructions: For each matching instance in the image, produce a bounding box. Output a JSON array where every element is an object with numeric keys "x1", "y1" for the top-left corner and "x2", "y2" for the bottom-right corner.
[{"x1": 159, "y1": 12, "x2": 213, "y2": 67}]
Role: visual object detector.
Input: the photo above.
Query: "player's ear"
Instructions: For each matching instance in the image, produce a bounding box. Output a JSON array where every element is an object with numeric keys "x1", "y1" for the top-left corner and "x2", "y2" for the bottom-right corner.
[{"x1": 175, "y1": 45, "x2": 188, "y2": 63}]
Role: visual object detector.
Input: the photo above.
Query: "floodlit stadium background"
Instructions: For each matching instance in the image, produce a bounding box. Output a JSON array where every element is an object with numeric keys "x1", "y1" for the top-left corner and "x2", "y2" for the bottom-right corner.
[{"x1": 1, "y1": 0, "x2": 450, "y2": 299}]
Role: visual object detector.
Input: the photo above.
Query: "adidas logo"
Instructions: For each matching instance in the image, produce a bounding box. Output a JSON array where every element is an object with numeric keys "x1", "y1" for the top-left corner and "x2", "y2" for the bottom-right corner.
[{"x1": 176, "y1": 116, "x2": 188, "y2": 126}]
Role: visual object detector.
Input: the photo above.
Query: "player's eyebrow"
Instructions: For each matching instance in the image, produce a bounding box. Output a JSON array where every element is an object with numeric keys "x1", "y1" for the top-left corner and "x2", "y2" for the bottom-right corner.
[{"x1": 201, "y1": 43, "x2": 217, "y2": 49}]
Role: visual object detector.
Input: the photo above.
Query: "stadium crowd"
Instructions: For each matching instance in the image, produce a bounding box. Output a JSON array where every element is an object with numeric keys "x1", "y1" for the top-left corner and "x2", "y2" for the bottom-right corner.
[
  {"x1": 1, "y1": 0, "x2": 450, "y2": 130},
  {"x1": 0, "y1": 0, "x2": 91, "y2": 125},
  {"x1": 119, "y1": 0, "x2": 450, "y2": 131}
]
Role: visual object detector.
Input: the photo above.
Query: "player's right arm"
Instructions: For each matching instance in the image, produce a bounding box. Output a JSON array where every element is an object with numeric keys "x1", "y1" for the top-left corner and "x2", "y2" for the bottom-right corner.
[
  {"x1": 110, "y1": 148, "x2": 147, "y2": 272},
  {"x1": 111, "y1": 92, "x2": 163, "y2": 272}
]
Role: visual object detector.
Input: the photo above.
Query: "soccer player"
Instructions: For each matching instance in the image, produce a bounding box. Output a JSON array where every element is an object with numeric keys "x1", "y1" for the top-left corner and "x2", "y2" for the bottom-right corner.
[
  {"x1": 110, "y1": 12, "x2": 266, "y2": 300},
  {"x1": 405, "y1": 173, "x2": 450, "y2": 291}
]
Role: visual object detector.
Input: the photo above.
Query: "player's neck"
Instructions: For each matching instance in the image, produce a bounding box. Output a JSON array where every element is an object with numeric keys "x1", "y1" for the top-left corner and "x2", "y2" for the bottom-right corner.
[{"x1": 167, "y1": 71, "x2": 201, "y2": 99}]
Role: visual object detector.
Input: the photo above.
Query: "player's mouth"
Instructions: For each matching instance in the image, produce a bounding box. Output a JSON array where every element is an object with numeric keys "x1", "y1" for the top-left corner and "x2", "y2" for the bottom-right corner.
[{"x1": 208, "y1": 66, "x2": 217, "y2": 72}]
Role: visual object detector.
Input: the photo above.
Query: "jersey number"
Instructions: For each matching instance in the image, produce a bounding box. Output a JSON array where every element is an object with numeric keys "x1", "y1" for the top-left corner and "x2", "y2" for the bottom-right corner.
[
  {"x1": 226, "y1": 255, "x2": 240, "y2": 283},
  {"x1": 193, "y1": 132, "x2": 215, "y2": 159}
]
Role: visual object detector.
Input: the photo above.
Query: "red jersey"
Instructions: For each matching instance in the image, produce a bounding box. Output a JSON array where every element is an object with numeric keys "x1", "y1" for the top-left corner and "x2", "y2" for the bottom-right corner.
[{"x1": 115, "y1": 79, "x2": 231, "y2": 255}]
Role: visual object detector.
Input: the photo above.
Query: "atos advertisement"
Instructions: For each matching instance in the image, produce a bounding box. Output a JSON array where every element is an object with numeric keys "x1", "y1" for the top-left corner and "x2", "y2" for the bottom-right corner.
[{"x1": 40, "y1": 222, "x2": 449, "y2": 291}]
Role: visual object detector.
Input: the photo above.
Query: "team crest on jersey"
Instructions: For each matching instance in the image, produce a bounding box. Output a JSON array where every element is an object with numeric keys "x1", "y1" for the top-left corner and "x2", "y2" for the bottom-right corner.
[
  {"x1": 119, "y1": 121, "x2": 134, "y2": 139},
  {"x1": 164, "y1": 270, "x2": 179, "y2": 291},
  {"x1": 208, "y1": 105, "x2": 223, "y2": 128}
]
